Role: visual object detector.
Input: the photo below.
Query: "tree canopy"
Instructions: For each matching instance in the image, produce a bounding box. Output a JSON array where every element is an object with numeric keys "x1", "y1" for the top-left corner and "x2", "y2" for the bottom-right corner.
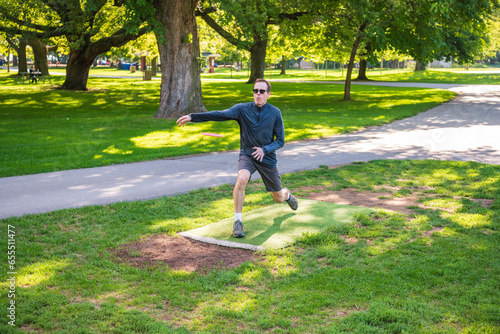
[
  {"x1": 0, "y1": 0, "x2": 148, "y2": 89},
  {"x1": 309, "y1": 0, "x2": 499, "y2": 100},
  {"x1": 197, "y1": 0, "x2": 312, "y2": 83}
]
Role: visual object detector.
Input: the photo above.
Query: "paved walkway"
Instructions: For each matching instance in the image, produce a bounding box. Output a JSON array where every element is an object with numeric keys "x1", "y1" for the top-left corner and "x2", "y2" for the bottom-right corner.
[{"x1": 1, "y1": 82, "x2": 499, "y2": 219}]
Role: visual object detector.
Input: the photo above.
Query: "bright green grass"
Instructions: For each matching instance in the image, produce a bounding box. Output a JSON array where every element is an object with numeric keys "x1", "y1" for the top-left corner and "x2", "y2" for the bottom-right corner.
[
  {"x1": 376, "y1": 68, "x2": 500, "y2": 85},
  {"x1": 207, "y1": 66, "x2": 500, "y2": 84},
  {"x1": 45, "y1": 65, "x2": 500, "y2": 84},
  {"x1": 262, "y1": 67, "x2": 500, "y2": 84},
  {"x1": 0, "y1": 71, "x2": 455, "y2": 177},
  {"x1": 1, "y1": 159, "x2": 498, "y2": 333}
]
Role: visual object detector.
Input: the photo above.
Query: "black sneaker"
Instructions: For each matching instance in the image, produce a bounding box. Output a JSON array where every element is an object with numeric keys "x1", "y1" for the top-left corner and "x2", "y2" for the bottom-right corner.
[
  {"x1": 284, "y1": 188, "x2": 298, "y2": 210},
  {"x1": 233, "y1": 219, "x2": 245, "y2": 238}
]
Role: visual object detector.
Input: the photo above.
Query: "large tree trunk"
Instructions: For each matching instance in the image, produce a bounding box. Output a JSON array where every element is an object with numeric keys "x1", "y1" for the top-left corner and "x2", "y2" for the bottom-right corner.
[
  {"x1": 344, "y1": 22, "x2": 368, "y2": 101},
  {"x1": 355, "y1": 42, "x2": 371, "y2": 81},
  {"x1": 153, "y1": 0, "x2": 205, "y2": 118},
  {"x1": 16, "y1": 41, "x2": 28, "y2": 73},
  {"x1": 6, "y1": 37, "x2": 27, "y2": 73},
  {"x1": 62, "y1": 48, "x2": 94, "y2": 90},
  {"x1": 26, "y1": 38, "x2": 49, "y2": 75},
  {"x1": 151, "y1": 56, "x2": 157, "y2": 76},
  {"x1": 415, "y1": 61, "x2": 426, "y2": 71},
  {"x1": 355, "y1": 59, "x2": 369, "y2": 80},
  {"x1": 247, "y1": 33, "x2": 268, "y2": 84}
]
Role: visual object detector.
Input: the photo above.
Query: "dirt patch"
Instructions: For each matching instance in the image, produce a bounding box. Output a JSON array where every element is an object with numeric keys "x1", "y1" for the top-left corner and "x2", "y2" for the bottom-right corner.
[
  {"x1": 471, "y1": 198, "x2": 494, "y2": 208},
  {"x1": 114, "y1": 234, "x2": 257, "y2": 273},
  {"x1": 307, "y1": 188, "x2": 421, "y2": 214},
  {"x1": 409, "y1": 227, "x2": 445, "y2": 242}
]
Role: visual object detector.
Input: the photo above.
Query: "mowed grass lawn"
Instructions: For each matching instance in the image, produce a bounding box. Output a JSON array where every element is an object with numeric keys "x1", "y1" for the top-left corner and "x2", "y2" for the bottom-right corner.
[
  {"x1": 1, "y1": 69, "x2": 498, "y2": 333},
  {"x1": 0, "y1": 159, "x2": 499, "y2": 333},
  {"x1": 0, "y1": 71, "x2": 455, "y2": 177},
  {"x1": 47, "y1": 65, "x2": 500, "y2": 84}
]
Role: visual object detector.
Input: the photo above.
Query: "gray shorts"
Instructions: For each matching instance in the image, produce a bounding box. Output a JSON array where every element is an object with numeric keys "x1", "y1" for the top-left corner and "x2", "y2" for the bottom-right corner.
[{"x1": 238, "y1": 155, "x2": 282, "y2": 192}]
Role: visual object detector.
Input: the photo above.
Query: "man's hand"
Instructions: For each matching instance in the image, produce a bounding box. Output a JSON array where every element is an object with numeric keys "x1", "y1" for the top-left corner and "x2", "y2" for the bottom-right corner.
[
  {"x1": 176, "y1": 115, "x2": 192, "y2": 127},
  {"x1": 252, "y1": 147, "x2": 265, "y2": 162}
]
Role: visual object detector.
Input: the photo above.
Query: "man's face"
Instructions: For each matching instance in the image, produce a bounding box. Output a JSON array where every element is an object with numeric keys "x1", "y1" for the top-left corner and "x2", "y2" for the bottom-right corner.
[{"x1": 253, "y1": 82, "x2": 271, "y2": 107}]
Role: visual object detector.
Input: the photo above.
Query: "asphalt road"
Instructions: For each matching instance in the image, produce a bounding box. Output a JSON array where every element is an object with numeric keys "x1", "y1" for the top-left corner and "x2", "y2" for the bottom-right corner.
[{"x1": 1, "y1": 82, "x2": 499, "y2": 219}]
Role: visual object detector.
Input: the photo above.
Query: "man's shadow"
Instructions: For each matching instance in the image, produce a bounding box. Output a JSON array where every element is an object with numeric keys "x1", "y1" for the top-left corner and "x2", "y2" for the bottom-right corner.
[{"x1": 247, "y1": 213, "x2": 296, "y2": 245}]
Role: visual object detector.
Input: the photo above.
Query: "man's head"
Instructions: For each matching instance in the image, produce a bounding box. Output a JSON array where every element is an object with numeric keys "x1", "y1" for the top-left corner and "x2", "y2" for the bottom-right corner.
[{"x1": 253, "y1": 78, "x2": 271, "y2": 107}]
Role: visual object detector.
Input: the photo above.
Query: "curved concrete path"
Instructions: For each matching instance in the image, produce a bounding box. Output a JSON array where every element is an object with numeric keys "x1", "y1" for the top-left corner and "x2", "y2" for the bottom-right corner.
[{"x1": 1, "y1": 82, "x2": 499, "y2": 219}]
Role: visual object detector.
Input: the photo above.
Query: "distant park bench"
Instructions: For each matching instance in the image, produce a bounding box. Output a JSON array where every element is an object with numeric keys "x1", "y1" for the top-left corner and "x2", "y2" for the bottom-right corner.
[{"x1": 16, "y1": 72, "x2": 52, "y2": 84}]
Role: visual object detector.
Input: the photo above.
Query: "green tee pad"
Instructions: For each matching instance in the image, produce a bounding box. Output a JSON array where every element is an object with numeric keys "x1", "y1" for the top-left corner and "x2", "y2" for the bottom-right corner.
[{"x1": 180, "y1": 199, "x2": 373, "y2": 250}]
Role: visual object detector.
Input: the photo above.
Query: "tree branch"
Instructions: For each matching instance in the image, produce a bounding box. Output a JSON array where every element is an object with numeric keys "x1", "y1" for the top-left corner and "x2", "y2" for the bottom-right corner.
[
  {"x1": 90, "y1": 26, "x2": 149, "y2": 55},
  {"x1": 0, "y1": 11, "x2": 62, "y2": 34},
  {"x1": 196, "y1": 10, "x2": 247, "y2": 49},
  {"x1": 0, "y1": 25, "x2": 67, "y2": 39}
]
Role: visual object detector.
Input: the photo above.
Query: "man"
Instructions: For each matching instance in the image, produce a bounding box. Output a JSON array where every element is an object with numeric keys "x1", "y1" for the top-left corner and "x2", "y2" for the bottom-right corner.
[
  {"x1": 29, "y1": 65, "x2": 38, "y2": 83},
  {"x1": 176, "y1": 78, "x2": 298, "y2": 238}
]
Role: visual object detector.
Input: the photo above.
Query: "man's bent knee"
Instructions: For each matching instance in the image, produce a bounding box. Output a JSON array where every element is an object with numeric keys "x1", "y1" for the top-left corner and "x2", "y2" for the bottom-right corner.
[{"x1": 235, "y1": 170, "x2": 251, "y2": 187}]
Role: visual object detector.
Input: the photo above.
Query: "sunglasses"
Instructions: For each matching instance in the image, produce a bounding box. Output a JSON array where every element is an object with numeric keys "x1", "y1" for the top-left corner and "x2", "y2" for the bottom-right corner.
[{"x1": 253, "y1": 89, "x2": 268, "y2": 94}]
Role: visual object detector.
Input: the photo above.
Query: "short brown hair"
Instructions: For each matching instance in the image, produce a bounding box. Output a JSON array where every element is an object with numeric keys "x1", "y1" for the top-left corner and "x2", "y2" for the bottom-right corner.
[{"x1": 254, "y1": 78, "x2": 271, "y2": 92}]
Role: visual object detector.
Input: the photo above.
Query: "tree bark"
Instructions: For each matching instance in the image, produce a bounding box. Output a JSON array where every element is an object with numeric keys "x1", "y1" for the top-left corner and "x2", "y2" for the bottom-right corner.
[
  {"x1": 26, "y1": 38, "x2": 49, "y2": 75},
  {"x1": 152, "y1": 0, "x2": 206, "y2": 118},
  {"x1": 355, "y1": 42, "x2": 371, "y2": 81},
  {"x1": 17, "y1": 42, "x2": 27, "y2": 73},
  {"x1": 280, "y1": 55, "x2": 286, "y2": 75},
  {"x1": 151, "y1": 56, "x2": 157, "y2": 76},
  {"x1": 344, "y1": 22, "x2": 368, "y2": 101},
  {"x1": 355, "y1": 59, "x2": 369, "y2": 80},
  {"x1": 247, "y1": 33, "x2": 267, "y2": 83},
  {"x1": 415, "y1": 61, "x2": 426, "y2": 71},
  {"x1": 10, "y1": 39, "x2": 28, "y2": 73},
  {"x1": 62, "y1": 48, "x2": 94, "y2": 90}
]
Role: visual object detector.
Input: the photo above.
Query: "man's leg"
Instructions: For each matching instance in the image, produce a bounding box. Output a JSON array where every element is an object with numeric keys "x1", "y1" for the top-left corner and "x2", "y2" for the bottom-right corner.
[
  {"x1": 233, "y1": 169, "x2": 251, "y2": 214},
  {"x1": 232, "y1": 169, "x2": 251, "y2": 238}
]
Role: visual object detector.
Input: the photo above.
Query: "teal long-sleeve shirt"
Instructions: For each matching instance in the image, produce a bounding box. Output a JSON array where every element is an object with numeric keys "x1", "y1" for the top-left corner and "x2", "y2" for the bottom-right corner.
[{"x1": 190, "y1": 102, "x2": 285, "y2": 167}]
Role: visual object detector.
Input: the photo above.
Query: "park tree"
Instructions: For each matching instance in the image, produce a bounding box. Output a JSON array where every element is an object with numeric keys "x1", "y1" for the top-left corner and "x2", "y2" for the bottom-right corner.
[
  {"x1": 135, "y1": 0, "x2": 207, "y2": 118},
  {"x1": 266, "y1": 24, "x2": 299, "y2": 75},
  {"x1": 0, "y1": 0, "x2": 148, "y2": 90},
  {"x1": 388, "y1": 0, "x2": 499, "y2": 68},
  {"x1": 296, "y1": 17, "x2": 351, "y2": 76},
  {"x1": 197, "y1": 0, "x2": 311, "y2": 83},
  {"x1": 267, "y1": 15, "x2": 331, "y2": 76},
  {"x1": 219, "y1": 45, "x2": 246, "y2": 77},
  {"x1": 318, "y1": 0, "x2": 387, "y2": 100},
  {"x1": 316, "y1": 0, "x2": 499, "y2": 100}
]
